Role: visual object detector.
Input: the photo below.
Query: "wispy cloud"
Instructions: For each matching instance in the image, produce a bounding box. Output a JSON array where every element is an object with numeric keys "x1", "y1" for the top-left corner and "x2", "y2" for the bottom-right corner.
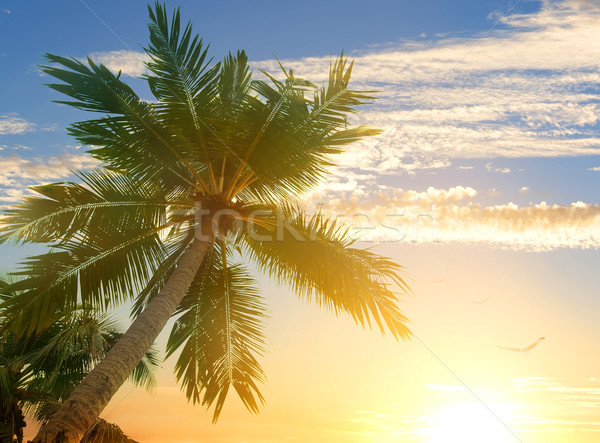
[
  {"x1": 304, "y1": 185, "x2": 600, "y2": 250},
  {"x1": 252, "y1": 0, "x2": 600, "y2": 171},
  {"x1": 0, "y1": 153, "x2": 99, "y2": 206},
  {"x1": 87, "y1": 50, "x2": 149, "y2": 77},
  {"x1": 0, "y1": 145, "x2": 34, "y2": 151},
  {"x1": 0, "y1": 114, "x2": 36, "y2": 135},
  {"x1": 486, "y1": 163, "x2": 511, "y2": 174},
  {"x1": 508, "y1": 376, "x2": 600, "y2": 428},
  {"x1": 75, "y1": 2, "x2": 600, "y2": 172},
  {"x1": 69, "y1": 1, "x2": 599, "y2": 173}
]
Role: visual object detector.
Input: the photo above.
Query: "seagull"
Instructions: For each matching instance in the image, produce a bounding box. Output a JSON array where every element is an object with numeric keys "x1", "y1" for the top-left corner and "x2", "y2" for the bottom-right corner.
[
  {"x1": 498, "y1": 336, "x2": 545, "y2": 352},
  {"x1": 472, "y1": 296, "x2": 491, "y2": 304}
]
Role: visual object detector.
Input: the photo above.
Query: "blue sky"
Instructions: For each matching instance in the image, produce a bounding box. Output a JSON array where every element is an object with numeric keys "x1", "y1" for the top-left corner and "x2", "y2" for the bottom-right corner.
[
  {"x1": 1, "y1": 1, "x2": 600, "y2": 441},
  {"x1": 2, "y1": 0, "x2": 599, "y2": 250}
]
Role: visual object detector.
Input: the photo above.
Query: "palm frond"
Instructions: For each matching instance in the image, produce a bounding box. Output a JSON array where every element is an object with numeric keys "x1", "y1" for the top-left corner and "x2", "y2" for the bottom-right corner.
[
  {"x1": 40, "y1": 53, "x2": 207, "y2": 192},
  {"x1": 24, "y1": 313, "x2": 113, "y2": 399},
  {"x1": 216, "y1": 51, "x2": 252, "y2": 116},
  {"x1": 166, "y1": 240, "x2": 267, "y2": 422},
  {"x1": 243, "y1": 207, "x2": 412, "y2": 340},
  {"x1": 228, "y1": 55, "x2": 380, "y2": 203},
  {"x1": 0, "y1": 169, "x2": 181, "y2": 245},
  {"x1": 145, "y1": 3, "x2": 219, "y2": 130},
  {"x1": 30, "y1": 399, "x2": 61, "y2": 424},
  {"x1": 0, "y1": 366, "x2": 14, "y2": 409},
  {"x1": 81, "y1": 419, "x2": 139, "y2": 443},
  {"x1": 1, "y1": 218, "x2": 169, "y2": 335},
  {"x1": 310, "y1": 54, "x2": 379, "y2": 126},
  {"x1": 128, "y1": 347, "x2": 160, "y2": 392}
]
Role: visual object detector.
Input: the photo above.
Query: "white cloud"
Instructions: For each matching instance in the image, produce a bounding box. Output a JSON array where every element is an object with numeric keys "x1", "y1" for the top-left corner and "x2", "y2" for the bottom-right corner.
[
  {"x1": 0, "y1": 114, "x2": 36, "y2": 135},
  {"x1": 0, "y1": 144, "x2": 34, "y2": 151},
  {"x1": 251, "y1": 0, "x2": 600, "y2": 172},
  {"x1": 510, "y1": 376, "x2": 600, "y2": 410},
  {"x1": 87, "y1": 50, "x2": 149, "y2": 77},
  {"x1": 588, "y1": 166, "x2": 600, "y2": 171},
  {"x1": 0, "y1": 154, "x2": 99, "y2": 204},
  {"x1": 70, "y1": 2, "x2": 599, "y2": 172},
  {"x1": 303, "y1": 186, "x2": 600, "y2": 251},
  {"x1": 486, "y1": 163, "x2": 511, "y2": 174}
]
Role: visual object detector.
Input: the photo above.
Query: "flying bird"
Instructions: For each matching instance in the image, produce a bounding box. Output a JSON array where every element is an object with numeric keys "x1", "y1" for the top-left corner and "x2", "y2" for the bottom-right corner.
[
  {"x1": 498, "y1": 336, "x2": 545, "y2": 352},
  {"x1": 472, "y1": 296, "x2": 491, "y2": 304}
]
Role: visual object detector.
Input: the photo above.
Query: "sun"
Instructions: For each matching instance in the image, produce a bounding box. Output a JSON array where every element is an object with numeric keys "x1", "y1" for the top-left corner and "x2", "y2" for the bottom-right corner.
[{"x1": 427, "y1": 402, "x2": 520, "y2": 443}]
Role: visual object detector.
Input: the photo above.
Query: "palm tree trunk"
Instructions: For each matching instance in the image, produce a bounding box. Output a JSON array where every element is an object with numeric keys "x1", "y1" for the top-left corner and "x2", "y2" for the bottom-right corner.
[{"x1": 32, "y1": 239, "x2": 210, "y2": 443}]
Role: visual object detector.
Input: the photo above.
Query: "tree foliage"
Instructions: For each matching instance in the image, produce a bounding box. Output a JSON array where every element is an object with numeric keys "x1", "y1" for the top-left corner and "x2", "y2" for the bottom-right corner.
[{"x1": 0, "y1": 2, "x2": 412, "y2": 422}]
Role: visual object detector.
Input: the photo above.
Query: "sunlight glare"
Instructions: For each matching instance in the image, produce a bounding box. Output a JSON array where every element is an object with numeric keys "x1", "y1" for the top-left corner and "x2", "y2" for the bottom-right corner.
[{"x1": 427, "y1": 402, "x2": 518, "y2": 443}]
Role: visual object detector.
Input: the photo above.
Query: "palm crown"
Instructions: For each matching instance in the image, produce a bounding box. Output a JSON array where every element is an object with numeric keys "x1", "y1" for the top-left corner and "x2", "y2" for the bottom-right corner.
[{"x1": 0, "y1": 2, "x2": 411, "y2": 432}]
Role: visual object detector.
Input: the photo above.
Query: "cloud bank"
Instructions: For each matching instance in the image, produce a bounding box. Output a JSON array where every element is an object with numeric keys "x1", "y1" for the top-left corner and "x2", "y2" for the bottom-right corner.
[
  {"x1": 304, "y1": 185, "x2": 600, "y2": 251},
  {"x1": 253, "y1": 0, "x2": 600, "y2": 171}
]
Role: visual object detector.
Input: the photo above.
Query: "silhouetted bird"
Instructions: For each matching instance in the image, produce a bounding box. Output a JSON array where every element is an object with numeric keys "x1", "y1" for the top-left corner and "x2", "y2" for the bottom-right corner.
[
  {"x1": 472, "y1": 296, "x2": 491, "y2": 304},
  {"x1": 498, "y1": 336, "x2": 545, "y2": 352}
]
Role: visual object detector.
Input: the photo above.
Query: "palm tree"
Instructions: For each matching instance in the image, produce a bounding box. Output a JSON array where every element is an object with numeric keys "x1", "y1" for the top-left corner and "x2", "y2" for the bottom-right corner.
[
  {"x1": 0, "y1": 275, "x2": 156, "y2": 442},
  {"x1": 0, "y1": 3, "x2": 411, "y2": 441}
]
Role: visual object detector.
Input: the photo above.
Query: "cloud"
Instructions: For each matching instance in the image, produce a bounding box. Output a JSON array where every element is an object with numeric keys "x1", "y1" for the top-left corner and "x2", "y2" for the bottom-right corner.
[
  {"x1": 1, "y1": 8, "x2": 10, "y2": 14},
  {"x1": 74, "y1": 3, "x2": 599, "y2": 173},
  {"x1": 0, "y1": 114, "x2": 36, "y2": 135},
  {"x1": 588, "y1": 166, "x2": 600, "y2": 171},
  {"x1": 0, "y1": 154, "x2": 99, "y2": 206},
  {"x1": 65, "y1": 1, "x2": 599, "y2": 173},
  {"x1": 0, "y1": 145, "x2": 34, "y2": 151},
  {"x1": 302, "y1": 186, "x2": 600, "y2": 251},
  {"x1": 486, "y1": 163, "x2": 511, "y2": 174},
  {"x1": 87, "y1": 50, "x2": 149, "y2": 77},
  {"x1": 510, "y1": 376, "x2": 600, "y2": 411},
  {"x1": 251, "y1": 0, "x2": 600, "y2": 171}
]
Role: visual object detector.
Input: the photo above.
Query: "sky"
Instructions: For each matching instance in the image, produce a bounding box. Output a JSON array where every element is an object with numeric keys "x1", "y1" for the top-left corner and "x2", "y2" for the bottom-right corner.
[{"x1": 1, "y1": 0, "x2": 599, "y2": 441}]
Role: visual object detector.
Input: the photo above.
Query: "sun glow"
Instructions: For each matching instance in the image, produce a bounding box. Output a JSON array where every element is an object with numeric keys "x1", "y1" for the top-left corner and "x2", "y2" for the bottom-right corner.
[{"x1": 427, "y1": 402, "x2": 520, "y2": 443}]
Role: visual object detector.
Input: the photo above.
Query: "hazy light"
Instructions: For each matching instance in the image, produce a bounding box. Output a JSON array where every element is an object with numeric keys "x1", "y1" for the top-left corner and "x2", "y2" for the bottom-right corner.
[{"x1": 426, "y1": 402, "x2": 520, "y2": 443}]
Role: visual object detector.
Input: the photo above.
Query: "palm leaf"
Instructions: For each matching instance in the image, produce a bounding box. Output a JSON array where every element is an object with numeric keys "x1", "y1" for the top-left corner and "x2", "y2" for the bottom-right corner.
[
  {"x1": 0, "y1": 169, "x2": 181, "y2": 245},
  {"x1": 145, "y1": 2, "x2": 221, "y2": 152},
  {"x1": 0, "y1": 366, "x2": 14, "y2": 409},
  {"x1": 231, "y1": 55, "x2": 380, "y2": 203},
  {"x1": 243, "y1": 206, "x2": 412, "y2": 340},
  {"x1": 166, "y1": 240, "x2": 267, "y2": 422},
  {"x1": 40, "y1": 54, "x2": 206, "y2": 192},
  {"x1": 1, "y1": 219, "x2": 169, "y2": 335},
  {"x1": 81, "y1": 419, "x2": 139, "y2": 443}
]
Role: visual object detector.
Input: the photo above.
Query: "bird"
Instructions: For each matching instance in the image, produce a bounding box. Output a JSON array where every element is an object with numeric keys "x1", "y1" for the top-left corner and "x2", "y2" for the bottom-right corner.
[
  {"x1": 498, "y1": 336, "x2": 545, "y2": 352},
  {"x1": 472, "y1": 296, "x2": 491, "y2": 304}
]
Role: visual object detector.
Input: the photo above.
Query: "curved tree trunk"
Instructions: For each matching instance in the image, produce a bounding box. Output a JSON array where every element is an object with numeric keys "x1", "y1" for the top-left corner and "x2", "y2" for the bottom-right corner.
[{"x1": 32, "y1": 239, "x2": 210, "y2": 443}]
